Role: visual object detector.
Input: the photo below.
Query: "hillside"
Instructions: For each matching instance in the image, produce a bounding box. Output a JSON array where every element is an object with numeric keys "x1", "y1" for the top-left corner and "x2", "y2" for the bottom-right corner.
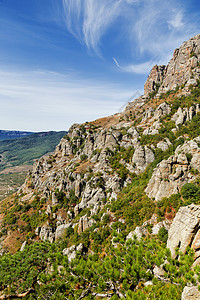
[
  {"x1": 0, "y1": 131, "x2": 66, "y2": 200},
  {"x1": 0, "y1": 34, "x2": 200, "y2": 299}
]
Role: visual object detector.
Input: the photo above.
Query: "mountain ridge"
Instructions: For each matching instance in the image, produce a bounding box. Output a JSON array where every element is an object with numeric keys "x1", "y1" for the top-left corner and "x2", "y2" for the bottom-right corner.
[{"x1": 0, "y1": 34, "x2": 200, "y2": 299}]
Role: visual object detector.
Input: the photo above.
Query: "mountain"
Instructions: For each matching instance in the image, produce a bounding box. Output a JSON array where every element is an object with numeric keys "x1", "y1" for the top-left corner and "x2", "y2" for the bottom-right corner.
[
  {"x1": 0, "y1": 34, "x2": 200, "y2": 299},
  {"x1": 0, "y1": 130, "x2": 34, "y2": 141},
  {"x1": 0, "y1": 131, "x2": 66, "y2": 200}
]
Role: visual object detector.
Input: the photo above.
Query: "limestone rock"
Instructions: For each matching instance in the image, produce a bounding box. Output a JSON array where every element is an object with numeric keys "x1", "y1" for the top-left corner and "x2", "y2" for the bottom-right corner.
[
  {"x1": 20, "y1": 241, "x2": 27, "y2": 252},
  {"x1": 63, "y1": 243, "x2": 84, "y2": 262},
  {"x1": 167, "y1": 204, "x2": 200, "y2": 259},
  {"x1": 181, "y1": 286, "x2": 200, "y2": 300},
  {"x1": 157, "y1": 138, "x2": 172, "y2": 151},
  {"x1": 78, "y1": 215, "x2": 95, "y2": 234},
  {"x1": 39, "y1": 225, "x2": 55, "y2": 243},
  {"x1": 127, "y1": 226, "x2": 148, "y2": 241},
  {"x1": 132, "y1": 145, "x2": 155, "y2": 173},
  {"x1": 55, "y1": 223, "x2": 72, "y2": 240},
  {"x1": 145, "y1": 139, "x2": 200, "y2": 201},
  {"x1": 144, "y1": 65, "x2": 166, "y2": 96},
  {"x1": 144, "y1": 34, "x2": 200, "y2": 96},
  {"x1": 52, "y1": 192, "x2": 58, "y2": 205}
]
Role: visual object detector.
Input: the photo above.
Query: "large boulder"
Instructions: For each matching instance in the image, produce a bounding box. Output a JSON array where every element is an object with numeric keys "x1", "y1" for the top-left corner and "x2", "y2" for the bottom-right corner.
[
  {"x1": 181, "y1": 286, "x2": 200, "y2": 300},
  {"x1": 167, "y1": 204, "x2": 200, "y2": 260},
  {"x1": 132, "y1": 145, "x2": 154, "y2": 173}
]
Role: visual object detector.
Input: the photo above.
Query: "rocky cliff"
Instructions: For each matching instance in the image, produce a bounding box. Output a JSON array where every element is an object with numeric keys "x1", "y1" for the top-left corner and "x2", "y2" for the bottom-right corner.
[
  {"x1": 0, "y1": 34, "x2": 200, "y2": 299},
  {"x1": 144, "y1": 34, "x2": 200, "y2": 96}
]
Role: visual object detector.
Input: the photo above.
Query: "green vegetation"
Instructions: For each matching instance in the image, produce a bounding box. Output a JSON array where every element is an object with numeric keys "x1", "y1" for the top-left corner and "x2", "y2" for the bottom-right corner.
[
  {"x1": 0, "y1": 131, "x2": 66, "y2": 200},
  {"x1": 0, "y1": 236, "x2": 198, "y2": 299},
  {"x1": 1, "y1": 81, "x2": 200, "y2": 298},
  {"x1": 0, "y1": 131, "x2": 66, "y2": 170}
]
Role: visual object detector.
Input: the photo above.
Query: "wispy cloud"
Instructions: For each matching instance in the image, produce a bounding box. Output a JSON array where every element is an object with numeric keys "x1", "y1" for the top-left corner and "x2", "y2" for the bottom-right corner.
[
  {"x1": 113, "y1": 57, "x2": 155, "y2": 75},
  {"x1": 62, "y1": 0, "x2": 125, "y2": 54},
  {"x1": 168, "y1": 11, "x2": 184, "y2": 30},
  {"x1": 62, "y1": 0, "x2": 200, "y2": 73},
  {"x1": 0, "y1": 69, "x2": 135, "y2": 131}
]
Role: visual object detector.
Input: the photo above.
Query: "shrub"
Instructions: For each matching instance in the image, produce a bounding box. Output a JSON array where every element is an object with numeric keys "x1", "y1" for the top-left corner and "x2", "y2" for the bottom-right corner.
[
  {"x1": 80, "y1": 154, "x2": 88, "y2": 161},
  {"x1": 181, "y1": 183, "x2": 199, "y2": 200}
]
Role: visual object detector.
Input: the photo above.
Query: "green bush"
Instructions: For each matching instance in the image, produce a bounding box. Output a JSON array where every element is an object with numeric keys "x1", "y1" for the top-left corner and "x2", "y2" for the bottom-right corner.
[{"x1": 181, "y1": 183, "x2": 199, "y2": 200}]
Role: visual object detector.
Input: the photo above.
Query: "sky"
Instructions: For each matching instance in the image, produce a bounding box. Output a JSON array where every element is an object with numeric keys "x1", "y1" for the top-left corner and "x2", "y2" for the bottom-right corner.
[{"x1": 0, "y1": 0, "x2": 200, "y2": 132}]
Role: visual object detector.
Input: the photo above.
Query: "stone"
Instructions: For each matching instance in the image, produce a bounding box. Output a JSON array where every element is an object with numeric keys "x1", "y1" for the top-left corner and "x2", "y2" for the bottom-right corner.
[
  {"x1": 127, "y1": 226, "x2": 148, "y2": 241},
  {"x1": 55, "y1": 223, "x2": 72, "y2": 240},
  {"x1": 167, "y1": 204, "x2": 200, "y2": 259},
  {"x1": 153, "y1": 265, "x2": 165, "y2": 277},
  {"x1": 63, "y1": 243, "x2": 84, "y2": 262},
  {"x1": 78, "y1": 215, "x2": 95, "y2": 234},
  {"x1": 52, "y1": 192, "x2": 58, "y2": 206},
  {"x1": 39, "y1": 225, "x2": 54, "y2": 243},
  {"x1": 144, "y1": 35, "x2": 200, "y2": 96},
  {"x1": 181, "y1": 286, "x2": 200, "y2": 300},
  {"x1": 144, "y1": 65, "x2": 166, "y2": 96},
  {"x1": 132, "y1": 145, "x2": 154, "y2": 173},
  {"x1": 145, "y1": 139, "x2": 200, "y2": 201},
  {"x1": 46, "y1": 205, "x2": 52, "y2": 215},
  {"x1": 20, "y1": 241, "x2": 27, "y2": 251}
]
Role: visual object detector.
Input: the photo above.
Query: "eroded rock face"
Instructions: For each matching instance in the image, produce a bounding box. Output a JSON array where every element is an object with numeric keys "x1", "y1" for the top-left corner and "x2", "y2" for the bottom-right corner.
[
  {"x1": 144, "y1": 65, "x2": 166, "y2": 96},
  {"x1": 167, "y1": 204, "x2": 200, "y2": 260},
  {"x1": 63, "y1": 243, "x2": 85, "y2": 262},
  {"x1": 55, "y1": 223, "x2": 72, "y2": 240},
  {"x1": 145, "y1": 139, "x2": 200, "y2": 201},
  {"x1": 144, "y1": 34, "x2": 200, "y2": 96},
  {"x1": 77, "y1": 215, "x2": 95, "y2": 234},
  {"x1": 132, "y1": 145, "x2": 155, "y2": 173},
  {"x1": 143, "y1": 102, "x2": 171, "y2": 136},
  {"x1": 181, "y1": 286, "x2": 200, "y2": 300},
  {"x1": 171, "y1": 104, "x2": 200, "y2": 127}
]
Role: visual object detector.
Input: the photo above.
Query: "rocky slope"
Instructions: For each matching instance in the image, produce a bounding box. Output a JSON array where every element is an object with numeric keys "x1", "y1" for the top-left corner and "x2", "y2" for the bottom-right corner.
[{"x1": 0, "y1": 34, "x2": 200, "y2": 299}]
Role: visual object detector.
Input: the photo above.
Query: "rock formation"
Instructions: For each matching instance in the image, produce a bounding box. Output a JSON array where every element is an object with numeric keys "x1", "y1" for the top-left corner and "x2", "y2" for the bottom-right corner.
[
  {"x1": 167, "y1": 204, "x2": 200, "y2": 261},
  {"x1": 145, "y1": 140, "x2": 200, "y2": 201},
  {"x1": 144, "y1": 34, "x2": 200, "y2": 96}
]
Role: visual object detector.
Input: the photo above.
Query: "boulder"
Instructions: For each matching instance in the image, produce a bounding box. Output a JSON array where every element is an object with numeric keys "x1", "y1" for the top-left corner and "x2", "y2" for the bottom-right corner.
[
  {"x1": 181, "y1": 286, "x2": 200, "y2": 300},
  {"x1": 167, "y1": 204, "x2": 200, "y2": 259},
  {"x1": 55, "y1": 223, "x2": 72, "y2": 240},
  {"x1": 63, "y1": 243, "x2": 84, "y2": 262},
  {"x1": 132, "y1": 145, "x2": 154, "y2": 173}
]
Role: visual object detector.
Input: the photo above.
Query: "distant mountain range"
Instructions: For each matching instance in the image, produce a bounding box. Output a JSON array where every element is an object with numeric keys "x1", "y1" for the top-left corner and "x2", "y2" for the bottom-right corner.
[{"x1": 0, "y1": 130, "x2": 34, "y2": 141}]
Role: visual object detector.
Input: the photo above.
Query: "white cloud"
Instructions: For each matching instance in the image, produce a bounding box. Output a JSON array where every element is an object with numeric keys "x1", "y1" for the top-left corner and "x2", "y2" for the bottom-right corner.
[
  {"x1": 62, "y1": 0, "x2": 200, "y2": 72},
  {"x1": 62, "y1": 0, "x2": 124, "y2": 53},
  {"x1": 113, "y1": 57, "x2": 155, "y2": 74},
  {"x1": 0, "y1": 69, "x2": 135, "y2": 131},
  {"x1": 168, "y1": 11, "x2": 184, "y2": 29}
]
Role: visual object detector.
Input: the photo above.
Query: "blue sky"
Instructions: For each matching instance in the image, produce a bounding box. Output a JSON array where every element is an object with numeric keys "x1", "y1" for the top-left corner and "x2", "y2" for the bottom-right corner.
[{"x1": 0, "y1": 0, "x2": 200, "y2": 131}]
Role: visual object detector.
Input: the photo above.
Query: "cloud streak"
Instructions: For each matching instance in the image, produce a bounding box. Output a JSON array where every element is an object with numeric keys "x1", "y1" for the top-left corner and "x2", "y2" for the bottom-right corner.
[
  {"x1": 62, "y1": 0, "x2": 131, "y2": 54},
  {"x1": 113, "y1": 57, "x2": 155, "y2": 75},
  {"x1": 62, "y1": 0, "x2": 200, "y2": 73}
]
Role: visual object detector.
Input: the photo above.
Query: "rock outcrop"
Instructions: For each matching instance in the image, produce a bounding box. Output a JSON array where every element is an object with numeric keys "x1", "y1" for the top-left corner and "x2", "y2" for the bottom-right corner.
[
  {"x1": 145, "y1": 139, "x2": 200, "y2": 201},
  {"x1": 144, "y1": 34, "x2": 200, "y2": 96},
  {"x1": 167, "y1": 204, "x2": 200, "y2": 260},
  {"x1": 63, "y1": 243, "x2": 85, "y2": 262},
  {"x1": 171, "y1": 104, "x2": 200, "y2": 128},
  {"x1": 181, "y1": 285, "x2": 200, "y2": 300}
]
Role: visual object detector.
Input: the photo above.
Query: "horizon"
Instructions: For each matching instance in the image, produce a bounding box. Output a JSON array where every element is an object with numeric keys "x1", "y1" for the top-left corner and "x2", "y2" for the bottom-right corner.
[{"x1": 0, "y1": 0, "x2": 200, "y2": 131}]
